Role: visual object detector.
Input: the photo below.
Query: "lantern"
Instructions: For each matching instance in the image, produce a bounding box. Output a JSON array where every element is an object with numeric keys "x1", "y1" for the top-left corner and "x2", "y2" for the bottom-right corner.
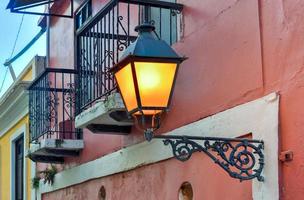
[{"x1": 112, "y1": 23, "x2": 186, "y2": 118}]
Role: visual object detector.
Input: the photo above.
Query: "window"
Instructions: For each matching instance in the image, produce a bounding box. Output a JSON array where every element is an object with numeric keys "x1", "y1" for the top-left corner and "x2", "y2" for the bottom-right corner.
[
  {"x1": 11, "y1": 129, "x2": 26, "y2": 200},
  {"x1": 15, "y1": 136, "x2": 24, "y2": 200},
  {"x1": 142, "y1": 0, "x2": 179, "y2": 45},
  {"x1": 76, "y1": 0, "x2": 92, "y2": 30}
]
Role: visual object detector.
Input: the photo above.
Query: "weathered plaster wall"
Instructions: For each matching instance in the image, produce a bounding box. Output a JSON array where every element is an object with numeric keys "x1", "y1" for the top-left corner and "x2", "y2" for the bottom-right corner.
[
  {"x1": 38, "y1": 93, "x2": 279, "y2": 200},
  {"x1": 42, "y1": 157, "x2": 252, "y2": 200},
  {"x1": 259, "y1": 1, "x2": 304, "y2": 199},
  {"x1": 47, "y1": 0, "x2": 304, "y2": 199},
  {"x1": 49, "y1": 0, "x2": 76, "y2": 68},
  {"x1": 37, "y1": 93, "x2": 279, "y2": 200}
]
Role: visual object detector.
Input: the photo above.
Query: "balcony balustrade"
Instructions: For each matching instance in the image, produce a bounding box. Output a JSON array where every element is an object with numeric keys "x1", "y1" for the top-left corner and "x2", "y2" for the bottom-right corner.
[{"x1": 28, "y1": 68, "x2": 83, "y2": 163}]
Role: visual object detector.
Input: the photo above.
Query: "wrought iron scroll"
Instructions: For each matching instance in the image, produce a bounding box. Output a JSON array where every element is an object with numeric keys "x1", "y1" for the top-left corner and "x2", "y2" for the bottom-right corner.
[
  {"x1": 28, "y1": 68, "x2": 80, "y2": 142},
  {"x1": 153, "y1": 135, "x2": 264, "y2": 182}
]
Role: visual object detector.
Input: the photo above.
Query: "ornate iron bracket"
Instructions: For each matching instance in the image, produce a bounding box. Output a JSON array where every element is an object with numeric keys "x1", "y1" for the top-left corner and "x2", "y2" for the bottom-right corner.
[{"x1": 152, "y1": 134, "x2": 264, "y2": 182}]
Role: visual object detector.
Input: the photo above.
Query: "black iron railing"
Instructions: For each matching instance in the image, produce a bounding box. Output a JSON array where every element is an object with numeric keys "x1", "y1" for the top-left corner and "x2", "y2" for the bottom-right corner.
[
  {"x1": 76, "y1": 0, "x2": 183, "y2": 112},
  {"x1": 28, "y1": 68, "x2": 81, "y2": 142}
]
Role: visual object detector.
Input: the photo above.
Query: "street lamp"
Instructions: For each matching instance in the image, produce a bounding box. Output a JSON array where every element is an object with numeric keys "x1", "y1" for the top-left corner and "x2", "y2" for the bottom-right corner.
[
  {"x1": 112, "y1": 23, "x2": 265, "y2": 182},
  {"x1": 112, "y1": 23, "x2": 186, "y2": 139}
]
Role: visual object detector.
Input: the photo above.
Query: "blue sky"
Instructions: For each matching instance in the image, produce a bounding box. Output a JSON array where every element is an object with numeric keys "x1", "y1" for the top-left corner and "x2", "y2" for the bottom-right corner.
[{"x1": 0, "y1": 1, "x2": 46, "y2": 97}]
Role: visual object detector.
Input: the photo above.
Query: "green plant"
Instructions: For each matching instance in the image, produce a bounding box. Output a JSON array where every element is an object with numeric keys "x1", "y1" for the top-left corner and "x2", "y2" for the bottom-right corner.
[
  {"x1": 31, "y1": 176, "x2": 41, "y2": 189},
  {"x1": 55, "y1": 139, "x2": 64, "y2": 147},
  {"x1": 39, "y1": 165, "x2": 57, "y2": 185}
]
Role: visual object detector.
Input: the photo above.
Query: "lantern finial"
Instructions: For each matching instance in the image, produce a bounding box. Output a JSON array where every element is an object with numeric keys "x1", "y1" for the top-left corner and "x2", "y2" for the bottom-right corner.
[{"x1": 134, "y1": 23, "x2": 156, "y2": 33}]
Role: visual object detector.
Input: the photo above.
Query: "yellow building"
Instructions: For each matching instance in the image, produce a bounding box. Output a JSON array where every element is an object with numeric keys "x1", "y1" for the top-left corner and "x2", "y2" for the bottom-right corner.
[{"x1": 0, "y1": 56, "x2": 45, "y2": 200}]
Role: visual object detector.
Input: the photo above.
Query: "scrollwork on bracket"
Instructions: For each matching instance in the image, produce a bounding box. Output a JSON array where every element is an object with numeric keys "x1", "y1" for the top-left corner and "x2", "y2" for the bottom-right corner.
[{"x1": 154, "y1": 135, "x2": 264, "y2": 182}]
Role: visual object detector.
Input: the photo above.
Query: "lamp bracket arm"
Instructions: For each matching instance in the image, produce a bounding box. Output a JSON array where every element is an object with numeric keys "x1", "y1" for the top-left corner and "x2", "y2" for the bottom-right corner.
[{"x1": 152, "y1": 134, "x2": 265, "y2": 182}]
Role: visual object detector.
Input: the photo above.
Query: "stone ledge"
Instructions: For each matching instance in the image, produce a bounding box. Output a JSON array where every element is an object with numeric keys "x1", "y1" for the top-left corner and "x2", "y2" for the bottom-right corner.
[
  {"x1": 27, "y1": 139, "x2": 84, "y2": 163},
  {"x1": 75, "y1": 93, "x2": 133, "y2": 132}
]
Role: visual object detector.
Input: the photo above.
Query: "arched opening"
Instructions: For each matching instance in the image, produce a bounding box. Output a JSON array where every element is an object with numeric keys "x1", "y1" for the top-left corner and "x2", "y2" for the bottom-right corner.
[
  {"x1": 178, "y1": 182, "x2": 193, "y2": 200},
  {"x1": 98, "y1": 185, "x2": 106, "y2": 200}
]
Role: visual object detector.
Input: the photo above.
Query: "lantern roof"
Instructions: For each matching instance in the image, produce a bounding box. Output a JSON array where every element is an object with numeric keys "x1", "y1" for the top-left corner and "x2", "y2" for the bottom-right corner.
[{"x1": 120, "y1": 23, "x2": 185, "y2": 62}]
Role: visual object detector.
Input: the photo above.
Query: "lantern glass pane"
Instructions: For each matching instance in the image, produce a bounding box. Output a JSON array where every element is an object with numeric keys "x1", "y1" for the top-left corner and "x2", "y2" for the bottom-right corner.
[
  {"x1": 134, "y1": 61, "x2": 177, "y2": 108},
  {"x1": 114, "y1": 63, "x2": 137, "y2": 112}
]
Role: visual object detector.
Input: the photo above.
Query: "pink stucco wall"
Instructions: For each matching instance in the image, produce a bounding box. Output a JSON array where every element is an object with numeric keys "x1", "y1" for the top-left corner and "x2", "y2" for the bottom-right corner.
[
  {"x1": 43, "y1": 154, "x2": 251, "y2": 200},
  {"x1": 44, "y1": 0, "x2": 304, "y2": 199}
]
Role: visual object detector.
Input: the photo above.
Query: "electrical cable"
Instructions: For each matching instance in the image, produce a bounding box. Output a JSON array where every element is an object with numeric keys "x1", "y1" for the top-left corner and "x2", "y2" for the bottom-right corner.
[
  {"x1": 10, "y1": 14, "x2": 25, "y2": 58},
  {"x1": 0, "y1": 14, "x2": 25, "y2": 95},
  {"x1": 0, "y1": 68, "x2": 9, "y2": 95}
]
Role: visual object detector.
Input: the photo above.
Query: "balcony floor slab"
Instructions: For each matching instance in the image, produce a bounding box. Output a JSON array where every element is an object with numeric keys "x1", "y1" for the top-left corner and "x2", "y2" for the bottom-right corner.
[
  {"x1": 27, "y1": 139, "x2": 84, "y2": 163},
  {"x1": 75, "y1": 93, "x2": 133, "y2": 134}
]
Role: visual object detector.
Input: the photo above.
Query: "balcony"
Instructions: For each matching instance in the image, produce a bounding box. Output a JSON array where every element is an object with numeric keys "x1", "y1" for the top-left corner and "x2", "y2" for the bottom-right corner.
[
  {"x1": 75, "y1": 0, "x2": 183, "y2": 133},
  {"x1": 28, "y1": 68, "x2": 84, "y2": 163}
]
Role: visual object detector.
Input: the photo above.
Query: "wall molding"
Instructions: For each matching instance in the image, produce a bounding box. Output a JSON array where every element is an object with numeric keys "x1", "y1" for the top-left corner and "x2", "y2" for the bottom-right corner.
[
  {"x1": 38, "y1": 93, "x2": 279, "y2": 200},
  {"x1": 0, "y1": 91, "x2": 28, "y2": 138}
]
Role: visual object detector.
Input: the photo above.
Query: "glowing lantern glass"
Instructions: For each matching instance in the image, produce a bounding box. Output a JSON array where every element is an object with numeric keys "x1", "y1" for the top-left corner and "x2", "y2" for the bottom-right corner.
[{"x1": 112, "y1": 24, "x2": 186, "y2": 116}]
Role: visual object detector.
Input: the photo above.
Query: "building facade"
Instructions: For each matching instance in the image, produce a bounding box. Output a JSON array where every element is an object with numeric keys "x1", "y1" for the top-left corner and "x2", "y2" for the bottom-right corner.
[
  {"x1": 0, "y1": 56, "x2": 45, "y2": 200},
  {"x1": 5, "y1": 0, "x2": 304, "y2": 199}
]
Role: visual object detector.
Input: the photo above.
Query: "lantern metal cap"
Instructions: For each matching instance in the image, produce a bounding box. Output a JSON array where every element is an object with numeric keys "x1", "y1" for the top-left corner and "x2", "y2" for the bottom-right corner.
[{"x1": 118, "y1": 23, "x2": 186, "y2": 64}]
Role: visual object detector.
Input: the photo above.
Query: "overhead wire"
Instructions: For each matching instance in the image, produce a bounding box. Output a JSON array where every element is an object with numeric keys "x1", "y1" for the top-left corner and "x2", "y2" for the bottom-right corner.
[
  {"x1": 0, "y1": 14, "x2": 25, "y2": 95},
  {"x1": 0, "y1": 68, "x2": 8, "y2": 95},
  {"x1": 10, "y1": 14, "x2": 25, "y2": 58}
]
